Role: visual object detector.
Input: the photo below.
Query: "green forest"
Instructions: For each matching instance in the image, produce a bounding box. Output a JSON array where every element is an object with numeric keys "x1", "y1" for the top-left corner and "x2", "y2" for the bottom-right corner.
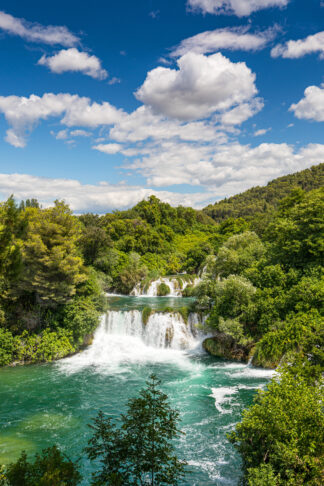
[{"x1": 0, "y1": 163, "x2": 323, "y2": 484}]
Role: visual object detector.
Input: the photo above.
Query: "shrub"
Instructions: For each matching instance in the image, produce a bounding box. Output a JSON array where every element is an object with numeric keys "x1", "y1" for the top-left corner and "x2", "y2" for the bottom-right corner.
[
  {"x1": 182, "y1": 285, "x2": 194, "y2": 297},
  {"x1": 218, "y1": 317, "x2": 245, "y2": 342},
  {"x1": 0, "y1": 328, "x2": 15, "y2": 366},
  {"x1": 15, "y1": 329, "x2": 75, "y2": 363},
  {"x1": 178, "y1": 307, "x2": 189, "y2": 324},
  {"x1": 142, "y1": 307, "x2": 153, "y2": 326},
  {"x1": 4, "y1": 446, "x2": 82, "y2": 485},
  {"x1": 0, "y1": 328, "x2": 75, "y2": 366},
  {"x1": 229, "y1": 366, "x2": 324, "y2": 485},
  {"x1": 253, "y1": 311, "x2": 324, "y2": 368},
  {"x1": 62, "y1": 297, "x2": 101, "y2": 343},
  {"x1": 157, "y1": 282, "x2": 171, "y2": 296}
]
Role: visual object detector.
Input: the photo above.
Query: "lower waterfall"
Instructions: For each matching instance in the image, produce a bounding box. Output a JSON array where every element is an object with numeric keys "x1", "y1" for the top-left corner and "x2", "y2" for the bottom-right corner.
[
  {"x1": 61, "y1": 310, "x2": 203, "y2": 371},
  {"x1": 2, "y1": 296, "x2": 275, "y2": 486},
  {"x1": 106, "y1": 310, "x2": 199, "y2": 349}
]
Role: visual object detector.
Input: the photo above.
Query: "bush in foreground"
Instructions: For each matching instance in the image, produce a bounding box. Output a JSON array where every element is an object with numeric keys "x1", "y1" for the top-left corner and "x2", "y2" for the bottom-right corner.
[{"x1": 229, "y1": 363, "x2": 324, "y2": 485}]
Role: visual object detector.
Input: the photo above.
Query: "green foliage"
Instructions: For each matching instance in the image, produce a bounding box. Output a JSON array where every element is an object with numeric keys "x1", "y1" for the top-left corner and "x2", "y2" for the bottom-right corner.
[
  {"x1": 142, "y1": 307, "x2": 153, "y2": 326},
  {"x1": 78, "y1": 223, "x2": 112, "y2": 266},
  {"x1": 0, "y1": 198, "x2": 106, "y2": 366},
  {"x1": 4, "y1": 446, "x2": 81, "y2": 485},
  {"x1": 204, "y1": 163, "x2": 324, "y2": 223},
  {"x1": 177, "y1": 307, "x2": 190, "y2": 324},
  {"x1": 85, "y1": 374, "x2": 187, "y2": 485},
  {"x1": 183, "y1": 242, "x2": 212, "y2": 274},
  {"x1": 157, "y1": 282, "x2": 171, "y2": 296},
  {"x1": 213, "y1": 231, "x2": 265, "y2": 278},
  {"x1": 218, "y1": 217, "x2": 249, "y2": 237},
  {"x1": 117, "y1": 252, "x2": 148, "y2": 294},
  {"x1": 247, "y1": 464, "x2": 280, "y2": 485},
  {"x1": 0, "y1": 328, "x2": 75, "y2": 365},
  {"x1": 0, "y1": 196, "x2": 24, "y2": 282},
  {"x1": 266, "y1": 187, "x2": 324, "y2": 268},
  {"x1": 19, "y1": 201, "x2": 87, "y2": 307},
  {"x1": 253, "y1": 311, "x2": 324, "y2": 368},
  {"x1": 0, "y1": 328, "x2": 16, "y2": 366},
  {"x1": 218, "y1": 317, "x2": 245, "y2": 343},
  {"x1": 62, "y1": 297, "x2": 101, "y2": 344},
  {"x1": 207, "y1": 275, "x2": 256, "y2": 329},
  {"x1": 229, "y1": 365, "x2": 324, "y2": 485}
]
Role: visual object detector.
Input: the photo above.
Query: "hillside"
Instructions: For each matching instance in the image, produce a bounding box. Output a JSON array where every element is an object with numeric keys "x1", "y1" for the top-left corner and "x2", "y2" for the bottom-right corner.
[{"x1": 203, "y1": 163, "x2": 324, "y2": 222}]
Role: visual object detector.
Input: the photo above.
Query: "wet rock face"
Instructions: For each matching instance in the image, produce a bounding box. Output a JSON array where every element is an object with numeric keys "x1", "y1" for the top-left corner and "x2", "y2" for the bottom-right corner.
[
  {"x1": 203, "y1": 333, "x2": 251, "y2": 363},
  {"x1": 83, "y1": 334, "x2": 93, "y2": 346},
  {"x1": 165, "y1": 327, "x2": 174, "y2": 347}
]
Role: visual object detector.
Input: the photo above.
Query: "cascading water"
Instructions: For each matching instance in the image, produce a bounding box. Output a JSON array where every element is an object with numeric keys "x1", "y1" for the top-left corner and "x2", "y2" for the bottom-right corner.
[
  {"x1": 104, "y1": 309, "x2": 201, "y2": 350},
  {"x1": 0, "y1": 295, "x2": 275, "y2": 485},
  {"x1": 131, "y1": 276, "x2": 201, "y2": 297},
  {"x1": 61, "y1": 309, "x2": 203, "y2": 372}
]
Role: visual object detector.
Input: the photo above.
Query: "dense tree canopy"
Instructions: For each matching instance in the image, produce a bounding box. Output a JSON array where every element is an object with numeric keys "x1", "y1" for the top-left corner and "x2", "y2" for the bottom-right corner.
[
  {"x1": 204, "y1": 163, "x2": 324, "y2": 223},
  {"x1": 229, "y1": 364, "x2": 324, "y2": 485},
  {"x1": 0, "y1": 164, "x2": 323, "y2": 485}
]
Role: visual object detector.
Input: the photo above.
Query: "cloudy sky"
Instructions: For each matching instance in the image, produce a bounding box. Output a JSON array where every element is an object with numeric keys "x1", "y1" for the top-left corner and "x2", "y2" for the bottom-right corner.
[{"x1": 0, "y1": 0, "x2": 323, "y2": 212}]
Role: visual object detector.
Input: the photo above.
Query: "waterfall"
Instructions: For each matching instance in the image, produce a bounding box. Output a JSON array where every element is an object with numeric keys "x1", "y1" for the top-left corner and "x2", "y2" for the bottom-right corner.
[
  {"x1": 60, "y1": 310, "x2": 203, "y2": 371},
  {"x1": 131, "y1": 276, "x2": 201, "y2": 297},
  {"x1": 106, "y1": 310, "x2": 200, "y2": 350}
]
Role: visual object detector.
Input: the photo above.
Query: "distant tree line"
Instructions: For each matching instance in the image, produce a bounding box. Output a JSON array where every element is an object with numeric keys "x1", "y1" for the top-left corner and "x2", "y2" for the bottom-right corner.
[{"x1": 203, "y1": 163, "x2": 323, "y2": 224}]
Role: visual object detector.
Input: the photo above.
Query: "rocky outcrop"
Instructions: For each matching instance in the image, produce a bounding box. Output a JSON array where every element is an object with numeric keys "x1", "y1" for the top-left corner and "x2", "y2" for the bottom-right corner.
[{"x1": 202, "y1": 333, "x2": 252, "y2": 363}]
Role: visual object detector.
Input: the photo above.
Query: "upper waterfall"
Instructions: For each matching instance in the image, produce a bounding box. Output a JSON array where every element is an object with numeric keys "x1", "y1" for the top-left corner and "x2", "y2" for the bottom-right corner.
[{"x1": 131, "y1": 276, "x2": 201, "y2": 297}]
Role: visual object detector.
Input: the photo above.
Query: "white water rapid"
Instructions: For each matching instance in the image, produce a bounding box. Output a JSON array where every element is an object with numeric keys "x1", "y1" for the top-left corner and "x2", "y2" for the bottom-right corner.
[
  {"x1": 60, "y1": 310, "x2": 203, "y2": 373},
  {"x1": 131, "y1": 276, "x2": 201, "y2": 297}
]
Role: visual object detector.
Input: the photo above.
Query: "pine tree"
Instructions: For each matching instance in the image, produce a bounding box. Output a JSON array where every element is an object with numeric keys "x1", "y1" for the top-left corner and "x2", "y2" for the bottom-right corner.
[{"x1": 86, "y1": 374, "x2": 187, "y2": 485}]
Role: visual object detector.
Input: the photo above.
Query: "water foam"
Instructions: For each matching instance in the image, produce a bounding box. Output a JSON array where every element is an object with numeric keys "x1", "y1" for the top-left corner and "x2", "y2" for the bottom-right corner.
[
  {"x1": 131, "y1": 276, "x2": 201, "y2": 297},
  {"x1": 210, "y1": 387, "x2": 238, "y2": 413},
  {"x1": 58, "y1": 310, "x2": 203, "y2": 374},
  {"x1": 230, "y1": 367, "x2": 276, "y2": 379}
]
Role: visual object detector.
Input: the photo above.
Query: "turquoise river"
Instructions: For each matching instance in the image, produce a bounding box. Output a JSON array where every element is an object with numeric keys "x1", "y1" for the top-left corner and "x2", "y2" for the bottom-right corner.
[{"x1": 0, "y1": 296, "x2": 274, "y2": 485}]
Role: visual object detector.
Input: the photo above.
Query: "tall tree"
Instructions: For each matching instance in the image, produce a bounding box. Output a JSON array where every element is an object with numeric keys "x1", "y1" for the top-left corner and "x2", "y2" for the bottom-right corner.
[
  {"x1": 19, "y1": 201, "x2": 86, "y2": 308},
  {"x1": 86, "y1": 374, "x2": 187, "y2": 485}
]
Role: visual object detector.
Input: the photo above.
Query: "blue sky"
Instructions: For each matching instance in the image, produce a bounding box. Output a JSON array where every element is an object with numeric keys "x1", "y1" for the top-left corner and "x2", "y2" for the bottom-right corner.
[{"x1": 0, "y1": 0, "x2": 323, "y2": 212}]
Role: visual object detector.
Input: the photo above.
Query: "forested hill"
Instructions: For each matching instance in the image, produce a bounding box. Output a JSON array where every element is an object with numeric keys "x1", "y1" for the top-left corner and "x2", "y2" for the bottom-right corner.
[{"x1": 203, "y1": 163, "x2": 324, "y2": 222}]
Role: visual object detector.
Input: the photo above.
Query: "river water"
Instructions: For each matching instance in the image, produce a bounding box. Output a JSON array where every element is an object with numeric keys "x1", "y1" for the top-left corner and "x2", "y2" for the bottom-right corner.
[{"x1": 0, "y1": 297, "x2": 274, "y2": 485}]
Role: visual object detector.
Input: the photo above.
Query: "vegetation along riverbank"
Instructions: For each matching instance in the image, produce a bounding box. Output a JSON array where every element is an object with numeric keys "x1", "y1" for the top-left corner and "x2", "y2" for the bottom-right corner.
[{"x1": 0, "y1": 163, "x2": 323, "y2": 484}]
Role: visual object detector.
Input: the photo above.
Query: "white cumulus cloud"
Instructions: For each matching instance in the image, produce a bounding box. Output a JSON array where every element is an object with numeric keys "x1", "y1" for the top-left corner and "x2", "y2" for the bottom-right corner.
[
  {"x1": 290, "y1": 84, "x2": 324, "y2": 122},
  {"x1": 220, "y1": 99, "x2": 264, "y2": 125},
  {"x1": 271, "y1": 31, "x2": 324, "y2": 59},
  {"x1": 187, "y1": 0, "x2": 290, "y2": 17},
  {"x1": 254, "y1": 127, "x2": 271, "y2": 136},
  {"x1": 54, "y1": 129, "x2": 69, "y2": 140},
  {"x1": 125, "y1": 141, "x2": 324, "y2": 193},
  {"x1": 69, "y1": 129, "x2": 91, "y2": 137},
  {"x1": 135, "y1": 52, "x2": 258, "y2": 121},
  {"x1": 93, "y1": 143, "x2": 122, "y2": 154},
  {"x1": 0, "y1": 10, "x2": 78, "y2": 46},
  {"x1": 171, "y1": 26, "x2": 277, "y2": 57},
  {"x1": 109, "y1": 106, "x2": 228, "y2": 144},
  {"x1": 0, "y1": 173, "x2": 215, "y2": 212},
  {"x1": 38, "y1": 48, "x2": 108, "y2": 79},
  {"x1": 0, "y1": 93, "x2": 125, "y2": 147}
]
